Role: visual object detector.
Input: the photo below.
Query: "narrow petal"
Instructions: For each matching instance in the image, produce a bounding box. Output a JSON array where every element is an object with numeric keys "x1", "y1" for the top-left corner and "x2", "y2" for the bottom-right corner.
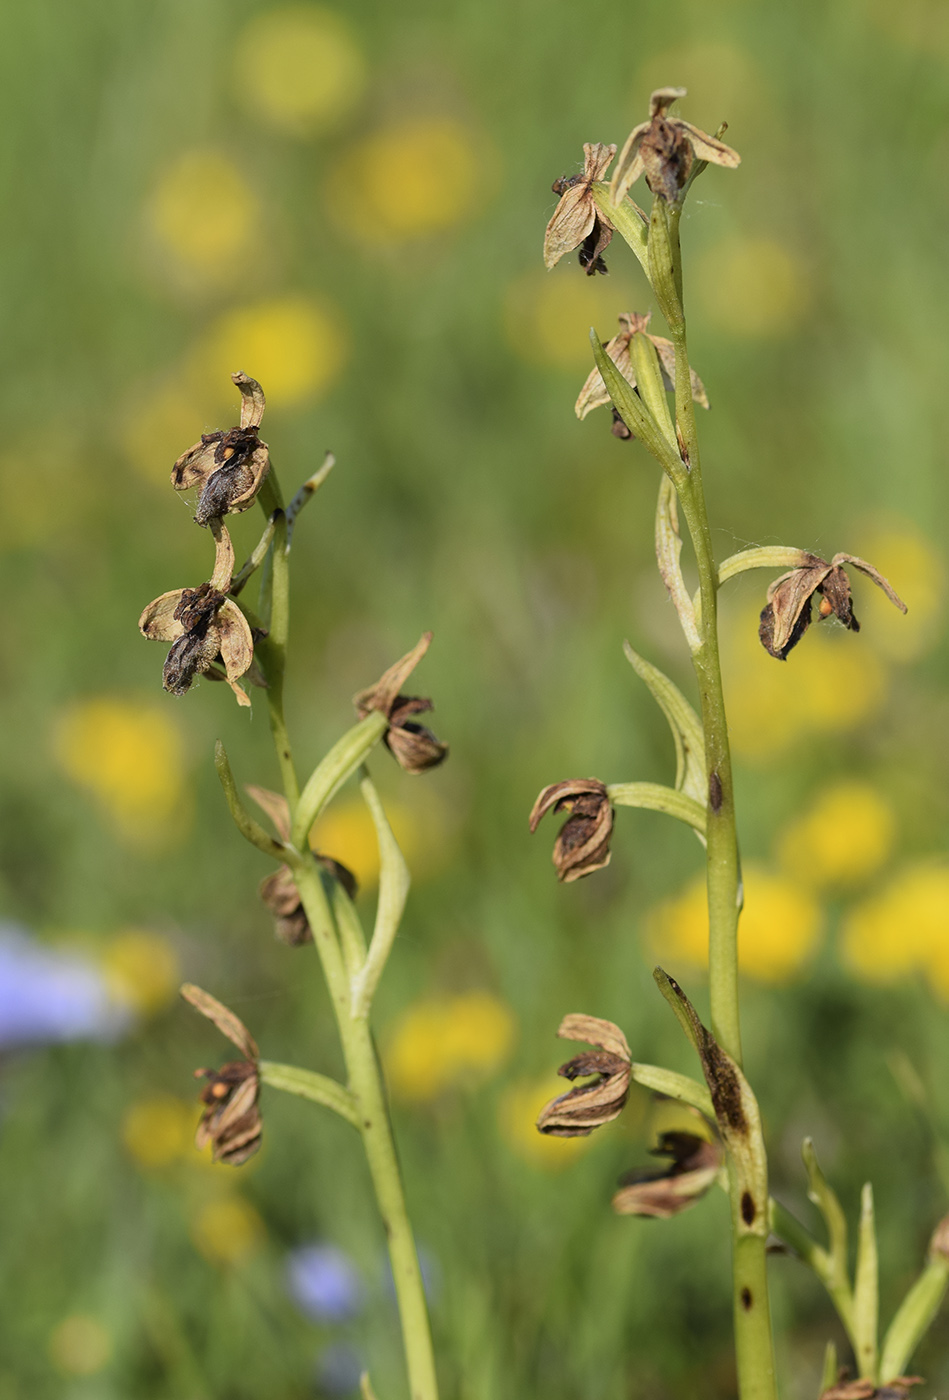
[
  {"x1": 181, "y1": 983, "x2": 259, "y2": 1060},
  {"x1": 543, "y1": 185, "x2": 597, "y2": 270},
  {"x1": 353, "y1": 632, "x2": 433, "y2": 718},
  {"x1": 833, "y1": 554, "x2": 908, "y2": 613},
  {"x1": 676, "y1": 119, "x2": 741, "y2": 168},
  {"x1": 582, "y1": 141, "x2": 617, "y2": 182},
  {"x1": 139, "y1": 590, "x2": 187, "y2": 642},
  {"x1": 557, "y1": 1012, "x2": 631, "y2": 1062},
  {"x1": 209, "y1": 520, "x2": 235, "y2": 592},
  {"x1": 232, "y1": 371, "x2": 266, "y2": 429},
  {"x1": 650, "y1": 86, "x2": 687, "y2": 118},
  {"x1": 610, "y1": 124, "x2": 647, "y2": 203},
  {"x1": 245, "y1": 784, "x2": 292, "y2": 841}
]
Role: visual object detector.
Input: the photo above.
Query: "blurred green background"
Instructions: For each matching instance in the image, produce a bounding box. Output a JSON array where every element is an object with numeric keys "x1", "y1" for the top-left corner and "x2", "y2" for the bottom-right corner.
[{"x1": 2, "y1": 0, "x2": 949, "y2": 1397}]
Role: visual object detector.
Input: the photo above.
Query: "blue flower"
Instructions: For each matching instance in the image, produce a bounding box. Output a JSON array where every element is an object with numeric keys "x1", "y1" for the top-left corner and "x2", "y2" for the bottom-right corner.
[
  {"x1": 0, "y1": 925, "x2": 130, "y2": 1048},
  {"x1": 286, "y1": 1244, "x2": 362, "y2": 1323}
]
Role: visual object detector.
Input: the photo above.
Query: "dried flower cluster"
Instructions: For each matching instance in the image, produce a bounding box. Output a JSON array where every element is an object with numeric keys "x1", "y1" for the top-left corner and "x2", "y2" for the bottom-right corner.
[
  {"x1": 182, "y1": 983, "x2": 262, "y2": 1165},
  {"x1": 354, "y1": 632, "x2": 448, "y2": 774},
  {"x1": 246, "y1": 784, "x2": 357, "y2": 946},
  {"x1": 529, "y1": 778, "x2": 613, "y2": 882},
  {"x1": 576, "y1": 311, "x2": 709, "y2": 439},
  {"x1": 759, "y1": 553, "x2": 907, "y2": 660}
]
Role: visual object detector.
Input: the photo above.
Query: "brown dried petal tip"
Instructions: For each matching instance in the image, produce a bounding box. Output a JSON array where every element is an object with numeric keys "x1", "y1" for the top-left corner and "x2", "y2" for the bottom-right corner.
[
  {"x1": 181, "y1": 983, "x2": 261, "y2": 1165},
  {"x1": 536, "y1": 1014, "x2": 632, "y2": 1137},
  {"x1": 529, "y1": 778, "x2": 614, "y2": 882},
  {"x1": 353, "y1": 633, "x2": 448, "y2": 774},
  {"x1": 171, "y1": 374, "x2": 270, "y2": 526},
  {"x1": 612, "y1": 1129, "x2": 722, "y2": 1218},
  {"x1": 759, "y1": 552, "x2": 907, "y2": 661},
  {"x1": 544, "y1": 142, "x2": 617, "y2": 275}
]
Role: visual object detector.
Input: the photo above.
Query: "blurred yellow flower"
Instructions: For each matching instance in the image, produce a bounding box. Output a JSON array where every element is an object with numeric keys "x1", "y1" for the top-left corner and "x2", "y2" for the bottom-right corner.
[
  {"x1": 504, "y1": 271, "x2": 632, "y2": 371},
  {"x1": 146, "y1": 150, "x2": 260, "y2": 282},
  {"x1": 841, "y1": 863, "x2": 949, "y2": 994},
  {"x1": 188, "y1": 296, "x2": 347, "y2": 409},
  {"x1": 190, "y1": 1195, "x2": 264, "y2": 1265},
  {"x1": 102, "y1": 929, "x2": 180, "y2": 1015},
  {"x1": 121, "y1": 378, "x2": 211, "y2": 487},
  {"x1": 722, "y1": 599, "x2": 887, "y2": 762},
  {"x1": 647, "y1": 863, "x2": 823, "y2": 983},
  {"x1": 386, "y1": 992, "x2": 516, "y2": 1102},
  {"x1": 695, "y1": 237, "x2": 810, "y2": 339},
  {"x1": 234, "y1": 5, "x2": 366, "y2": 137},
  {"x1": 122, "y1": 1094, "x2": 196, "y2": 1169},
  {"x1": 849, "y1": 523, "x2": 944, "y2": 661},
  {"x1": 311, "y1": 790, "x2": 457, "y2": 890},
  {"x1": 776, "y1": 781, "x2": 896, "y2": 892},
  {"x1": 498, "y1": 1076, "x2": 590, "y2": 1169},
  {"x1": 49, "y1": 1315, "x2": 111, "y2": 1377},
  {"x1": 52, "y1": 697, "x2": 190, "y2": 846},
  {"x1": 327, "y1": 119, "x2": 482, "y2": 244}
]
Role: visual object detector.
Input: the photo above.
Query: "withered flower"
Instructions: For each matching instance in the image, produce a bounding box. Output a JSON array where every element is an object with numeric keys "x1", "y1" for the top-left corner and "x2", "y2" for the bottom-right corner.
[
  {"x1": 544, "y1": 142, "x2": 618, "y2": 275},
  {"x1": 181, "y1": 982, "x2": 262, "y2": 1166},
  {"x1": 247, "y1": 785, "x2": 357, "y2": 946},
  {"x1": 612, "y1": 1125, "x2": 723, "y2": 1219},
  {"x1": 576, "y1": 311, "x2": 710, "y2": 434},
  {"x1": 139, "y1": 521, "x2": 256, "y2": 707},
  {"x1": 536, "y1": 1014, "x2": 631, "y2": 1136},
  {"x1": 819, "y1": 1377, "x2": 923, "y2": 1400},
  {"x1": 611, "y1": 87, "x2": 740, "y2": 206},
  {"x1": 758, "y1": 552, "x2": 907, "y2": 661},
  {"x1": 529, "y1": 778, "x2": 614, "y2": 882},
  {"x1": 172, "y1": 372, "x2": 271, "y2": 526},
  {"x1": 353, "y1": 633, "x2": 448, "y2": 775}
]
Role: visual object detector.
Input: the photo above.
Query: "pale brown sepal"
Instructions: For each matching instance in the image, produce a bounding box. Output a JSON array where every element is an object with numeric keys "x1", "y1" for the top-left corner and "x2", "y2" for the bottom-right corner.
[
  {"x1": 759, "y1": 552, "x2": 907, "y2": 660},
  {"x1": 246, "y1": 784, "x2": 292, "y2": 841},
  {"x1": 529, "y1": 778, "x2": 613, "y2": 882},
  {"x1": 181, "y1": 982, "x2": 259, "y2": 1059},
  {"x1": 612, "y1": 1130, "x2": 722, "y2": 1218},
  {"x1": 544, "y1": 142, "x2": 617, "y2": 274},
  {"x1": 536, "y1": 1013, "x2": 632, "y2": 1137},
  {"x1": 232, "y1": 371, "x2": 266, "y2": 430},
  {"x1": 353, "y1": 633, "x2": 433, "y2": 717}
]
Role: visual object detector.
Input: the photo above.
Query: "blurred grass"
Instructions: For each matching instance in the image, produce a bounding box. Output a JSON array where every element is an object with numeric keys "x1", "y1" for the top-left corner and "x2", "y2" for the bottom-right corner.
[{"x1": 1, "y1": 1, "x2": 949, "y2": 1397}]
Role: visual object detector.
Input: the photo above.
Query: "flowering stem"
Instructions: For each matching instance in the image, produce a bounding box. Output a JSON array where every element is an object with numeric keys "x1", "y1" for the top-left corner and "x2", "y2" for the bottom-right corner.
[
  {"x1": 257, "y1": 474, "x2": 299, "y2": 807},
  {"x1": 657, "y1": 201, "x2": 777, "y2": 1400}
]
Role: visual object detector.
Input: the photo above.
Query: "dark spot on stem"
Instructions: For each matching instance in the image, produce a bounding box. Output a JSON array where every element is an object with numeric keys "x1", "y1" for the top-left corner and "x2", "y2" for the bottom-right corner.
[
  {"x1": 741, "y1": 1191, "x2": 756, "y2": 1225},
  {"x1": 740, "y1": 1287, "x2": 752, "y2": 1310},
  {"x1": 708, "y1": 771, "x2": 723, "y2": 812}
]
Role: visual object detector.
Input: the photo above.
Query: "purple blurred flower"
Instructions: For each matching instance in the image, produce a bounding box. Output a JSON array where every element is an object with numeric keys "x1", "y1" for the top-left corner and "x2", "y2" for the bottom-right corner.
[
  {"x1": 0, "y1": 924, "x2": 130, "y2": 1048},
  {"x1": 287, "y1": 1244, "x2": 362, "y2": 1323},
  {"x1": 314, "y1": 1341, "x2": 364, "y2": 1395}
]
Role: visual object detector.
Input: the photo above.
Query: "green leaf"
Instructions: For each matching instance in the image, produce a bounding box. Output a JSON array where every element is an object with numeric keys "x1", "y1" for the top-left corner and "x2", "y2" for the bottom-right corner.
[
  {"x1": 623, "y1": 643, "x2": 705, "y2": 803},
  {"x1": 350, "y1": 773, "x2": 411, "y2": 1018},
  {"x1": 853, "y1": 1183, "x2": 879, "y2": 1380},
  {"x1": 630, "y1": 1062, "x2": 714, "y2": 1120},
  {"x1": 590, "y1": 331, "x2": 684, "y2": 480},
  {"x1": 259, "y1": 1061, "x2": 360, "y2": 1128},
  {"x1": 802, "y1": 1138, "x2": 850, "y2": 1289},
  {"x1": 820, "y1": 1341, "x2": 838, "y2": 1396},
  {"x1": 879, "y1": 1253, "x2": 949, "y2": 1381},
  {"x1": 292, "y1": 710, "x2": 389, "y2": 850}
]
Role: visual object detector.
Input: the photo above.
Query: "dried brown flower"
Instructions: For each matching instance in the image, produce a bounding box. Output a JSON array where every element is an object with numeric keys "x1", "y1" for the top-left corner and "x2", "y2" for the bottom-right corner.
[
  {"x1": 353, "y1": 633, "x2": 448, "y2": 775},
  {"x1": 139, "y1": 521, "x2": 256, "y2": 706},
  {"x1": 246, "y1": 784, "x2": 358, "y2": 945},
  {"x1": 819, "y1": 1377, "x2": 922, "y2": 1400},
  {"x1": 181, "y1": 983, "x2": 262, "y2": 1166},
  {"x1": 576, "y1": 312, "x2": 709, "y2": 434},
  {"x1": 544, "y1": 142, "x2": 618, "y2": 275},
  {"x1": 612, "y1": 1126, "x2": 722, "y2": 1218},
  {"x1": 529, "y1": 778, "x2": 614, "y2": 882},
  {"x1": 172, "y1": 372, "x2": 271, "y2": 526},
  {"x1": 536, "y1": 1014, "x2": 631, "y2": 1136},
  {"x1": 611, "y1": 87, "x2": 740, "y2": 206},
  {"x1": 758, "y1": 552, "x2": 907, "y2": 660}
]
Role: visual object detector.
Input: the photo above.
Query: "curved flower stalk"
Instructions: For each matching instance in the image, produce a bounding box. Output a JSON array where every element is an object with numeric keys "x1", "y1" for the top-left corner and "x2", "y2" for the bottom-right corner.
[
  {"x1": 533, "y1": 85, "x2": 943, "y2": 1400},
  {"x1": 138, "y1": 374, "x2": 444, "y2": 1400}
]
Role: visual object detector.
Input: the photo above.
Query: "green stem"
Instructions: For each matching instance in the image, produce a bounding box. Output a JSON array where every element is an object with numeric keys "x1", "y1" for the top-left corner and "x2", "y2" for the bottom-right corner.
[
  {"x1": 259, "y1": 1060, "x2": 360, "y2": 1127},
  {"x1": 258, "y1": 473, "x2": 299, "y2": 807}
]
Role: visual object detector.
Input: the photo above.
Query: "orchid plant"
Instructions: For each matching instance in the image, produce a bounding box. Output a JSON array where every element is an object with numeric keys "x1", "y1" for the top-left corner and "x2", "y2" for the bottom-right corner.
[{"x1": 530, "y1": 86, "x2": 947, "y2": 1400}]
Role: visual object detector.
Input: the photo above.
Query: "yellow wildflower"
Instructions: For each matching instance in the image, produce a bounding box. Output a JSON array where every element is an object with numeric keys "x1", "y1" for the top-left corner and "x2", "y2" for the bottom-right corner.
[
  {"x1": 49, "y1": 1316, "x2": 111, "y2": 1377},
  {"x1": 647, "y1": 863, "x2": 823, "y2": 983},
  {"x1": 102, "y1": 930, "x2": 180, "y2": 1016},
  {"x1": 503, "y1": 269, "x2": 631, "y2": 371},
  {"x1": 695, "y1": 237, "x2": 810, "y2": 339},
  {"x1": 52, "y1": 697, "x2": 190, "y2": 847},
  {"x1": 145, "y1": 150, "x2": 259, "y2": 283},
  {"x1": 234, "y1": 5, "x2": 366, "y2": 137},
  {"x1": 190, "y1": 1195, "x2": 264, "y2": 1265},
  {"x1": 327, "y1": 119, "x2": 482, "y2": 244},
  {"x1": 841, "y1": 863, "x2": 949, "y2": 994},
  {"x1": 498, "y1": 1076, "x2": 590, "y2": 1169},
  {"x1": 188, "y1": 296, "x2": 346, "y2": 410},
  {"x1": 310, "y1": 790, "x2": 457, "y2": 890},
  {"x1": 385, "y1": 992, "x2": 516, "y2": 1102},
  {"x1": 776, "y1": 781, "x2": 896, "y2": 891},
  {"x1": 122, "y1": 1094, "x2": 196, "y2": 1169}
]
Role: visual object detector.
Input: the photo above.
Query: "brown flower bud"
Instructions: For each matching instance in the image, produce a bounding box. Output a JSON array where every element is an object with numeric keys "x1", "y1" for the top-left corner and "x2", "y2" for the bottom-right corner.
[
  {"x1": 181, "y1": 983, "x2": 261, "y2": 1166},
  {"x1": 537, "y1": 1014, "x2": 631, "y2": 1136},
  {"x1": 544, "y1": 142, "x2": 617, "y2": 275},
  {"x1": 172, "y1": 372, "x2": 270, "y2": 526},
  {"x1": 758, "y1": 552, "x2": 907, "y2": 661},
  {"x1": 258, "y1": 857, "x2": 358, "y2": 946},
  {"x1": 529, "y1": 778, "x2": 613, "y2": 882},
  {"x1": 611, "y1": 87, "x2": 740, "y2": 206},
  {"x1": 353, "y1": 633, "x2": 449, "y2": 775},
  {"x1": 612, "y1": 1128, "x2": 722, "y2": 1218},
  {"x1": 139, "y1": 522, "x2": 255, "y2": 707}
]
